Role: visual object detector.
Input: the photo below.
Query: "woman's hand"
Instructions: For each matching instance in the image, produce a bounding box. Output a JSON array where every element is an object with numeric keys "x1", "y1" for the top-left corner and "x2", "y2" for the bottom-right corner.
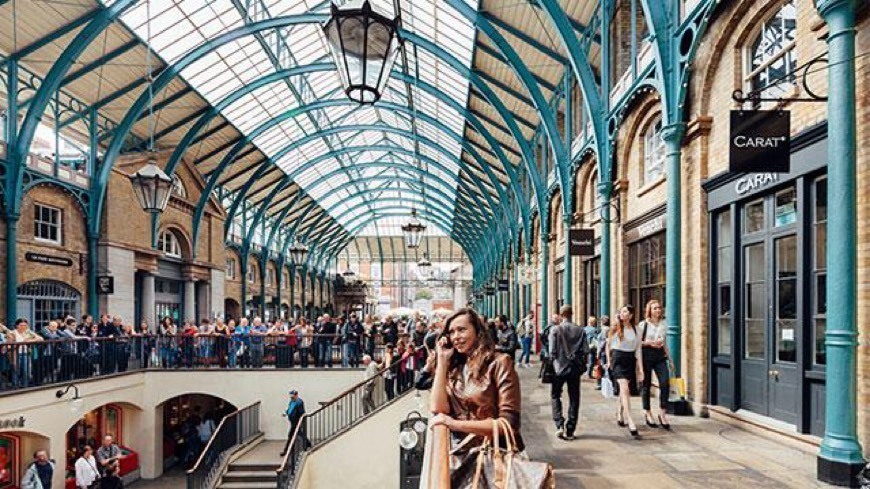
[
  {"x1": 436, "y1": 336, "x2": 454, "y2": 363},
  {"x1": 636, "y1": 368, "x2": 645, "y2": 384},
  {"x1": 430, "y1": 413, "x2": 455, "y2": 430}
]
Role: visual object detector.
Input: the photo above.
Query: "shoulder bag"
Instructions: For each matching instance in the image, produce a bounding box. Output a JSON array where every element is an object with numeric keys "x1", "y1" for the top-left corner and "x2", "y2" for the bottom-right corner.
[{"x1": 451, "y1": 418, "x2": 554, "y2": 489}]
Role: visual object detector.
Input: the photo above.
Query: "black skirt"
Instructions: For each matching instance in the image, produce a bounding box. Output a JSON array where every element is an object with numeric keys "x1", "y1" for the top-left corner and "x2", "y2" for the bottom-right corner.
[{"x1": 611, "y1": 350, "x2": 637, "y2": 380}]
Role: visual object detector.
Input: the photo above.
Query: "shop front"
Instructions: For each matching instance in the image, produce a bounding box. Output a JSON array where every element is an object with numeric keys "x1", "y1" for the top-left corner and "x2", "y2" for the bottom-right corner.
[
  {"x1": 623, "y1": 208, "x2": 667, "y2": 313},
  {"x1": 705, "y1": 127, "x2": 827, "y2": 435},
  {"x1": 65, "y1": 404, "x2": 139, "y2": 487}
]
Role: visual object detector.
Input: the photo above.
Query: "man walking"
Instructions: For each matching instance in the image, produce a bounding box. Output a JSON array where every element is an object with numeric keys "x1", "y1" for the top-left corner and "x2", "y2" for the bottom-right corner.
[
  {"x1": 21, "y1": 450, "x2": 54, "y2": 489},
  {"x1": 280, "y1": 390, "x2": 308, "y2": 456},
  {"x1": 517, "y1": 311, "x2": 535, "y2": 368},
  {"x1": 361, "y1": 355, "x2": 380, "y2": 414},
  {"x1": 549, "y1": 305, "x2": 588, "y2": 441}
]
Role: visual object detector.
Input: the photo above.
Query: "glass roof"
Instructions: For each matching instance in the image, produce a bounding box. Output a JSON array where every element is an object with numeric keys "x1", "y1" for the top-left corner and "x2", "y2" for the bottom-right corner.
[{"x1": 106, "y1": 0, "x2": 479, "y2": 236}]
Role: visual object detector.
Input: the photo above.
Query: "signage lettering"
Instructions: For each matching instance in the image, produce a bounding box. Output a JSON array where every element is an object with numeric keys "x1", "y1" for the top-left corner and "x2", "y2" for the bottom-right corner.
[
  {"x1": 497, "y1": 280, "x2": 509, "y2": 291},
  {"x1": 734, "y1": 173, "x2": 781, "y2": 195},
  {"x1": 637, "y1": 219, "x2": 664, "y2": 239},
  {"x1": 25, "y1": 252, "x2": 73, "y2": 267},
  {"x1": 569, "y1": 229, "x2": 595, "y2": 256},
  {"x1": 730, "y1": 110, "x2": 790, "y2": 173},
  {"x1": 0, "y1": 416, "x2": 26, "y2": 429}
]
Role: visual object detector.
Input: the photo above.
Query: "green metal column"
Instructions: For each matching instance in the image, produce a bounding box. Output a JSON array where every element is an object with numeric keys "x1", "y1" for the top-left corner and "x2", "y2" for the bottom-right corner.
[
  {"x1": 87, "y1": 232, "x2": 99, "y2": 318},
  {"x1": 563, "y1": 65, "x2": 574, "y2": 308},
  {"x1": 259, "y1": 258, "x2": 267, "y2": 319},
  {"x1": 4, "y1": 60, "x2": 19, "y2": 324},
  {"x1": 512, "y1": 260, "x2": 520, "y2": 323},
  {"x1": 240, "y1": 258, "x2": 248, "y2": 318},
  {"x1": 5, "y1": 215, "x2": 19, "y2": 322},
  {"x1": 540, "y1": 234, "x2": 550, "y2": 335},
  {"x1": 300, "y1": 267, "x2": 307, "y2": 320},
  {"x1": 598, "y1": 182, "x2": 612, "y2": 321},
  {"x1": 662, "y1": 124, "x2": 685, "y2": 375},
  {"x1": 817, "y1": 0, "x2": 865, "y2": 484},
  {"x1": 276, "y1": 261, "x2": 283, "y2": 320}
]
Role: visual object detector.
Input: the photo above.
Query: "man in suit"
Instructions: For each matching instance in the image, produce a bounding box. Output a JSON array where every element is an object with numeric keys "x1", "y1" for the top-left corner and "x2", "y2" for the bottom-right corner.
[
  {"x1": 280, "y1": 390, "x2": 308, "y2": 456},
  {"x1": 548, "y1": 305, "x2": 588, "y2": 441}
]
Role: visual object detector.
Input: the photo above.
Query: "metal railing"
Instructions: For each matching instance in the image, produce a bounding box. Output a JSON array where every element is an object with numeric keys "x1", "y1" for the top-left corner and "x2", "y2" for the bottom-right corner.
[
  {"x1": 0, "y1": 334, "x2": 391, "y2": 393},
  {"x1": 276, "y1": 357, "x2": 418, "y2": 488},
  {"x1": 186, "y1": 401, "x2": 261, "y2": 489}
]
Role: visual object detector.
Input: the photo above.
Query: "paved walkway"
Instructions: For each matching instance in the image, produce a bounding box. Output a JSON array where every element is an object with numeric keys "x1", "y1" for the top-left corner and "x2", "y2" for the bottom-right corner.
[{"x1": 517, "y1": 362, "x2": 834, "y2": 488}]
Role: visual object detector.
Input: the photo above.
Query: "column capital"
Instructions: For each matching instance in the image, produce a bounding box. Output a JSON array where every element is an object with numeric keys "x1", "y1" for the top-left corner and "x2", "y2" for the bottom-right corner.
[
  {"x1": 816, "y1": 0, "x2": 860, "y2": 17},
  {"x1": 660, "y1": 122, "x2": 686, "y2": 144},
  {"x1": 597, "y1": 180, "x2": 613, "y2": 197}
]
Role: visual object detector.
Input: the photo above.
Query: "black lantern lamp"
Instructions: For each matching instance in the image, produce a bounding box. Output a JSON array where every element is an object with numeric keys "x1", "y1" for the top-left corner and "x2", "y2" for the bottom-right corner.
[
  {"x1": 130, "y1": 153, "x2": 172, "y2": 214},
  {"x1": 289, "y1": 239, "x2": 309, "y2": 265},
  {"x1": 323, "y1": 0, "x2": 402, "y2": 104},
  {"x1": 402, "y1": 209, "x2": 426, "y2": 249}
]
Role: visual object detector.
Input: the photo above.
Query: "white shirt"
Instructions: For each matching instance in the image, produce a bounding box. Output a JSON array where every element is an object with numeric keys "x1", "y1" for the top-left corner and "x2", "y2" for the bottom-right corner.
[
  {"x1": 75, "y1": 455, "x2": 99, "y2": 488},
  {"x1": 610, "y1": 326, "x2": 640, "y2": 352},
  {"x1": 639, "y1": 320, "x2": 666, "y2": 343}
]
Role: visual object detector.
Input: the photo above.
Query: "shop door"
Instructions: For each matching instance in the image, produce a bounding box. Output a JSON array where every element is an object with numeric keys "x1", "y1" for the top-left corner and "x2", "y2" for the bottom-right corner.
[{"x1": 740, "y1": 228, "x2": 799, "y2": 423}]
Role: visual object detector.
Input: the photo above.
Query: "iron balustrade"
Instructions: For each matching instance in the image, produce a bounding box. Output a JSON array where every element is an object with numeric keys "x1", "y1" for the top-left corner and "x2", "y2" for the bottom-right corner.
[
  {"x1": 276, "y1": 357, "x2": 418, "y2": 488},
  {"x1": 186, "y1": 401, "x2": 261, "y2": 489},
  {"x1": 0, "y1": 334, "x2": 389, "y2": 393}
]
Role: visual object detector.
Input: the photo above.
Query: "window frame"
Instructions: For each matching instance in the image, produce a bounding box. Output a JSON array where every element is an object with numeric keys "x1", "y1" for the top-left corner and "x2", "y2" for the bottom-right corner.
[
  {"x1": 744, "y1": 1, "x2": 798, "y2": 104},
  {"x1": 159, "y1": 230, "x2": 183, "y2": 259},
  {"x1": 641, "y1": 116, "x2": 666, "y2": 187},
  {"x1": 226, "y1": 258, "x2": 236, "y2": 280},
  {"x1": 33, "y1": 203, "x2": 63, "y2": 245}
]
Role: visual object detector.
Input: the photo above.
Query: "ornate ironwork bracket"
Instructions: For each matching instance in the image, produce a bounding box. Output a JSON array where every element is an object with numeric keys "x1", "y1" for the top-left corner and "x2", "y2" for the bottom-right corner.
[{"x1": 732, "y1": 54, "x2": 828, "y2": 104}]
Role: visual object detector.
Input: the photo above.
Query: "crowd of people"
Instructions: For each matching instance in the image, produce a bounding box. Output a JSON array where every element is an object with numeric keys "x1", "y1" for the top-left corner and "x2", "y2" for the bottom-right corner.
[{"x1": 0, "y1": 311, "x2": 466, "y2": 389}]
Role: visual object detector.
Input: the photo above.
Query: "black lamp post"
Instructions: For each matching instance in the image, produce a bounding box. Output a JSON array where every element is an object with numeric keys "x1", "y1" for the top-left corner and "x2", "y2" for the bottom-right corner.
[
  {"x1": 323, "y1": 0, "x2": 401, "y2": 104},
  {"x1": 129, "y1": 154, "x2": 172, "y2": 214},
  {"x1": 402, "y1": 209, "x2": 426, "y2": 249}
]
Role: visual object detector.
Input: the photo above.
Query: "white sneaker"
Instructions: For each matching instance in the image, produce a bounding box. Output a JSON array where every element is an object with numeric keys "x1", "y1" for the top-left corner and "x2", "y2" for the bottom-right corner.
[
  {"x1": 555, "y1": 426, "x2": 564, "y2": 438},
  {"x1": 524, "y1": 363, "x2": 531, "y2": 368}
]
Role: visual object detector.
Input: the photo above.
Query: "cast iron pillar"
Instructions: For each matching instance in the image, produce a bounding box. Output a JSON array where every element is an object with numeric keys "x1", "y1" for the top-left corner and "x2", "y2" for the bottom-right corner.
[
  {"x1": 662, "y1": 122, "x2": 685, "y2": 376},
  {"x1": 817, "y1": 0, "x2": 865, "y2": 485}
]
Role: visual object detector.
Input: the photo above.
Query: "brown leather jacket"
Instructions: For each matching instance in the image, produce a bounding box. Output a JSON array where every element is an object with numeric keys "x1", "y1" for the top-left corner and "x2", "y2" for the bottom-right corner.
[{"x1": 446, "y1": 352, "x2": 525, "y2": 452}]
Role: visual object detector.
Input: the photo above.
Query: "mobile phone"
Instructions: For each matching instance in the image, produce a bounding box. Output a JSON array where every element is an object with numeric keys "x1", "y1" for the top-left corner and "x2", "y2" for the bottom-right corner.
[{"x1": 439, "y1": 330, "x2": 453, "y2": 349}]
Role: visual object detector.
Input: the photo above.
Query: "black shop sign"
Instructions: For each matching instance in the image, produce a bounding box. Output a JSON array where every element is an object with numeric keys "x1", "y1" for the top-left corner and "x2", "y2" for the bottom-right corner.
[
  {"x1": 97, "y1": 276, "x2": 114, "y2": 295},
  {"x1": 25, "y1": 252, "x2": 72, "y2": 267},
  {"x1": 730, "y1": 110, "x2": 790, "y2": 173},
  {"x1": 568, "y1": 229, "x2": 595, "y2": 256},
  {"x1": 497, "y1": 279, "x2": 509, "y2": 291}
]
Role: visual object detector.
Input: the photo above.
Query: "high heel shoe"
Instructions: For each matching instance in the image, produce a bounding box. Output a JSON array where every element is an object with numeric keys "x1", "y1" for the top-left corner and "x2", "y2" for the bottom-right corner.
[
  {"x1": 644, "y1": 413, "x2": 658, "y2": 428},
  {"x1": 658, "y1": 414, "x2": 671, "y2": 431},
  {"x1": 616, "y1": 407, "x2": 626, "y2": 427},
  {"x1": 628, "y1": 425, "x2": 640, "y2": 439}
]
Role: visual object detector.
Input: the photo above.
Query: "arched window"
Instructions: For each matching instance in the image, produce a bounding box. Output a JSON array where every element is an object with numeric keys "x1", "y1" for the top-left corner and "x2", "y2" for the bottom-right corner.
[
  {"x1": 158, "y1": 230, "x2": 183, "y2": 258},
  {"x1": 226, "y1": 257, "x2": 236, "y2": 279},
  {"x1": 248, "y1": 263, "x2": 256, "y2": 284},
  {"x1": 171, "y1": 175, "x2": 187, "y2": 198},
  {"x1": 747, "y1": 1, "x2": 797, "y2": 101},
  {"x1": 642, "y1": 116, "x2": 666, "y2": 186}
]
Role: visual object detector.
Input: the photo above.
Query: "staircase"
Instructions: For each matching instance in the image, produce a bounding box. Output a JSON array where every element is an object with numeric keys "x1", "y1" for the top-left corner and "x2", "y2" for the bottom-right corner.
[
  {"x1": 218, "y1": 460, "x2": 280, "y2": 489},
  {"x1": 215, "y1": 440, "x2": 284, "y2": 489}
]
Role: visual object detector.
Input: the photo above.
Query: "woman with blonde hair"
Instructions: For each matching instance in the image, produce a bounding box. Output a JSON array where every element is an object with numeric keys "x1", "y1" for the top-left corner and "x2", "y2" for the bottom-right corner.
[
  {"x1": 639, "y1": 299, "x2": 671, "y2": 429},
  {"x1": 605, "y1": 305, "x2": 644, "y2": 438}
]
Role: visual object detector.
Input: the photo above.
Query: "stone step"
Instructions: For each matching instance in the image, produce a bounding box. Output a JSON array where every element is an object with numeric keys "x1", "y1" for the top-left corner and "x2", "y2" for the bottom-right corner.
[
  {"x1": 217, "y1": 483, "x2": 277, "y2": 489},
  {"x1": 221, "y1": 470, "x2": 278, "y2": 483},
  {"x1": 227, "y1": 463, "x2": 281, "y2": 472}
]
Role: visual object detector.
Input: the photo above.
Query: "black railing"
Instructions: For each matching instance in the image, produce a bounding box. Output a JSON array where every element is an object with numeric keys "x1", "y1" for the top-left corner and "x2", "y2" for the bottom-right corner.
[
  {"x1": 186, "y1": 401, "x2": 261, "y2": 489},
  {"x1": 276, "y1": 357, "x2": 419, "y2": 488},
  {"x1": 0, "y1": 334, "x2": 390, "y2": 393}
]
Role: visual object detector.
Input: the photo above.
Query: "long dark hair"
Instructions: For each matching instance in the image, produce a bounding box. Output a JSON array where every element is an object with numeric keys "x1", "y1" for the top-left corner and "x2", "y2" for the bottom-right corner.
[
  {"x1": 444, "y1": 308, "x2": 495, "y2": 380},
  {"x1": 609, "y1": 304, "x2": 636, "y2": 341}
]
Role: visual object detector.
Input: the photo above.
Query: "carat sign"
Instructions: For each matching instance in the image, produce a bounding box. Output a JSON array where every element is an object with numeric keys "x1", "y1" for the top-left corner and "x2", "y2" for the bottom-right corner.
[{"x1": 730, "y1": 110, "x2": 790, "y2": 173}]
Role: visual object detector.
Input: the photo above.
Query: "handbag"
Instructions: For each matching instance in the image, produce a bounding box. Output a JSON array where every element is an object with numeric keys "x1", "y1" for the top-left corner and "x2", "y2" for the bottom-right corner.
[
  {"x1": 451, "y1": 419, "x2": 554, "y2": 489},
  {"x1": 601, "y1": 370, "x2": 616, "y2": 399},
  {"x1": 668, "y1": 376, "x2": 687, "y2": 403},
  {"x1": 538, "y1": 358, "x2": 555, "y2": 384}
]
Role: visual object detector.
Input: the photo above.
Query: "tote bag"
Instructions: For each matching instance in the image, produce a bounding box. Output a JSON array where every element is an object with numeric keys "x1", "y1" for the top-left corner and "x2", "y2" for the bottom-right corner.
[
  {"x1": 601, "y1": 370, "x2": 616, "y2": 399},
  {"x1": 451, "y1": 419, "x2": 554, "y2": 489}
]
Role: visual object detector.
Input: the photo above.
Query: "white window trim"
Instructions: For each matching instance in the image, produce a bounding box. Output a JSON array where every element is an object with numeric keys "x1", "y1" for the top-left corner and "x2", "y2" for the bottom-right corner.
[
  {"x1": 33, "y1": 203, "x2": 63, "y2": 245},
  {"x1": 160, "y1": 231, "x2": 183, "y2": 258},
  {"x1": 642, "y1": 117, "x2": 666, "y2": 188},
  {"x1": 226, "y1": 258, "x2": 236, "y2": 280},
  {"x1": 743, "y1": 1, "x2": 798, "y2": 104}
]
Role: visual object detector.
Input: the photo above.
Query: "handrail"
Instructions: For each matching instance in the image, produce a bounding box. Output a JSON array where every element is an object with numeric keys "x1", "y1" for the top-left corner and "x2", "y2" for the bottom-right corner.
[
  {"x1": 427, "y1": 425, "x2": 451, "y2": 489},
  {"x1": 275, "y1": 356, "x2": 415, "y2": 488},
  {"x1": 186, "y1": 401, "x2": 261, "y2": 489}
]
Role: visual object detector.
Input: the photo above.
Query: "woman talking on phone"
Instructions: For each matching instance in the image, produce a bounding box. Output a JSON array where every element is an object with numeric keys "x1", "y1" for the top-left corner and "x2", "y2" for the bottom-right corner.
[{"x1": 429, "y1": 308, "x2": 524, "y2": 456}]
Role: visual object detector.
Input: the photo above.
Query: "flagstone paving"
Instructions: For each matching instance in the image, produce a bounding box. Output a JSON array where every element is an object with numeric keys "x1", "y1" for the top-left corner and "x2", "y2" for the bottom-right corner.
[{"x1": 516, "y1": 362, "x2": 836, "y2": 488}]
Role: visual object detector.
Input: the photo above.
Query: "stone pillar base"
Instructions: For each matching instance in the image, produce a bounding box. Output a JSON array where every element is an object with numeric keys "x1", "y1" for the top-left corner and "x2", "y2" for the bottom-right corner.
[{"x1": 817, "y1": 456, "x2": 865, "y2": 487}]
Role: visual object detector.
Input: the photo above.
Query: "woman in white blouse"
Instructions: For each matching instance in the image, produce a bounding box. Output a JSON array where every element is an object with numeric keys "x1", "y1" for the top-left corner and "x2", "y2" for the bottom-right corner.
[
  {"x1": 605, "y1": 305, "x2": 644, "y2": 438},
  {"x1": 639, "y1": 300, "x2": 671, "y2": 430},
  {"x1": 75, "y1": 445, "x2": 100, "y2": 489}
]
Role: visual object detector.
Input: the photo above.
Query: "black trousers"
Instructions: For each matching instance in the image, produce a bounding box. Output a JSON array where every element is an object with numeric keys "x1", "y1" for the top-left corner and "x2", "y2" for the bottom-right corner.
[
  {"x1": 385, "y1": 377, "x2": 396, "y2": 400},
  {"x1": 550, "y1": 372, "x2": 581, "y2": 435},
  {"x1": 641, "y1": 349, "x2": 670, "y2": 411}
]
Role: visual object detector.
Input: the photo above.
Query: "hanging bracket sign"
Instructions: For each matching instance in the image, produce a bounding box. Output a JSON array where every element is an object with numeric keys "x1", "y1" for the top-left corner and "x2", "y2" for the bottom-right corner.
[
  {"x1": 568, "y1": 229, "x2": 595, "y2": 256},
  {"x1": 730, "y1": 110, "x2": 790, "y2": 173},
  {"x1": 497, "y1": 279, "x2": 509, "y2": 291}
]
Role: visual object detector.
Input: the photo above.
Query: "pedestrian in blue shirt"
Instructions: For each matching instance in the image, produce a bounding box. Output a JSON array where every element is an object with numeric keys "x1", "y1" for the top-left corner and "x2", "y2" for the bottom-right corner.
[{"x1": 280, "y1": 390, "x2": 308, "y2": 456}]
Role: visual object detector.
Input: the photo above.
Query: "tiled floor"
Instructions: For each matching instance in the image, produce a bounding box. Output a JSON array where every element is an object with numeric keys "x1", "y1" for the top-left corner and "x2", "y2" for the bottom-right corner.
[{"x1": 517, "y1": 362, "x2": 835, "y2": 488}]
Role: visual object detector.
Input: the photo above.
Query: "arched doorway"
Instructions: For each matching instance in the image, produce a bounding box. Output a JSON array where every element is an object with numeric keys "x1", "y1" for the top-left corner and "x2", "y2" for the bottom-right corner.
[
  {"x1": 224, "y1": 298, "x2": 241, "y2": 322},
  {"x1": 158, "y1": 394, "x2": 236, "y2": 471},
  {"x1": 16, "y1": 280, "x2": 81, "y2": 331},
  {"x1": 0, "y1": 431, "x2": 49, "y2": 488},
  {"x1": 66, "y1": 402, "x2": 142, "y2": 486}
]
